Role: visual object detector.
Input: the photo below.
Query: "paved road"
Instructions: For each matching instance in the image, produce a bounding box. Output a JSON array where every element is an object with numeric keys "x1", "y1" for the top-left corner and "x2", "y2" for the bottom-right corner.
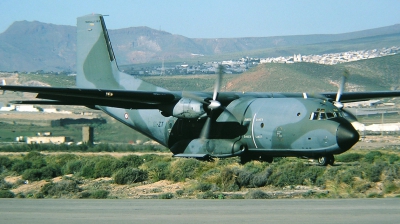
[{"x1": 1, "y1": 199, "x2": 399, "y2": 224}]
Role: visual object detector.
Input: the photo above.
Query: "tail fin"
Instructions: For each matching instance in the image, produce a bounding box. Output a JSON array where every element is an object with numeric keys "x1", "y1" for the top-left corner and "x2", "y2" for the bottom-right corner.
[{"x1": 76, "y1": 14, "x2": 163, "y2": 91}]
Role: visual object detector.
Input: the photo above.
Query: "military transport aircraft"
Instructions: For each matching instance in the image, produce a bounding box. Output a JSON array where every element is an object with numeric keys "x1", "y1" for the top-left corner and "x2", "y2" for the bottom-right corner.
[{"x1": 2, "y1": 14, "x2": 400, "y2": 165}]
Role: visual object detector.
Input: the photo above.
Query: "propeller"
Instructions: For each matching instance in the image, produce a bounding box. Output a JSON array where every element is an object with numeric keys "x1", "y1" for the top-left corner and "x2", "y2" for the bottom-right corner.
[
  {"x1": 199, "y1": 65, "x2": 225, "y2": 139},
  {"x1": 333, "y1": 69, "x2": 349, "y2": 109}
]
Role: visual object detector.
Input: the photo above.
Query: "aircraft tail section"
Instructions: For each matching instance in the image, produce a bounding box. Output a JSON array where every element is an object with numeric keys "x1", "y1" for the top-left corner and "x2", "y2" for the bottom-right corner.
[{"x1": 76, "y1": 14, "x2": 163, "y2": 91}]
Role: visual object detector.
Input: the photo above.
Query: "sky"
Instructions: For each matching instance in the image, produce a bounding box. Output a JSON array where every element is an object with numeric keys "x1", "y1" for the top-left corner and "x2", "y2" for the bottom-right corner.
[{"x1": 1, "y1": 0, "x2": 400, "y2": 38}]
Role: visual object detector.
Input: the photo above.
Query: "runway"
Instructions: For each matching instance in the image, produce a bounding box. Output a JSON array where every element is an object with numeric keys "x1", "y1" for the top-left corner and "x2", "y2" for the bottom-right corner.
[{"x1": 1, "y1": 198, "x2": 399, "y2": 224}]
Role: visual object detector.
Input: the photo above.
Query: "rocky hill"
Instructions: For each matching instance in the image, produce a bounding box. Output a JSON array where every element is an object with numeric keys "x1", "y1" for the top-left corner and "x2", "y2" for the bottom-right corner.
[{"x1": 1, "y1": 20, "x2": 400, "y2": 72}]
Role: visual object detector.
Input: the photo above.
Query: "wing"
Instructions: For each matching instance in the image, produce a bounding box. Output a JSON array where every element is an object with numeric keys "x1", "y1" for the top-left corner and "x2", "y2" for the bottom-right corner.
[
  {"x1": 321, "y1": 91, "x2": 400, "y2": 103},
  {"x1": 0, "y1": 85, "x2": 179, "y2": 109}
]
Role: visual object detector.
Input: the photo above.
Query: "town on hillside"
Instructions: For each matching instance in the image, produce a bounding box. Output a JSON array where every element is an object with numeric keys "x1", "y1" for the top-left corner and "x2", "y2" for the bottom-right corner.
[{"x1": 123, "y1": 46, "x2": 400, "y2": 76}]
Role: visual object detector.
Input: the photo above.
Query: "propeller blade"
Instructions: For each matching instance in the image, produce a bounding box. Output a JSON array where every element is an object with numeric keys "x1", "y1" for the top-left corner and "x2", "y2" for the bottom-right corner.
[
  {"x1": 336, "y1": 69, "x2": 349, "y2": 102},
  {"x1": 182, "y1": 91, "x2": 208, "y2": 104},
  {"x1": 213, "y1": 65, "x2": 224, "y2": 101},
  {"x1": 200, "y1": 117, "x2": 212, "y2": 140}
]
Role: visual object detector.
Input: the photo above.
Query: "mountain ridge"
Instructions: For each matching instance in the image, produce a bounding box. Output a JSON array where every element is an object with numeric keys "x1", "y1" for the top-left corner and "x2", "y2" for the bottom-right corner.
[{"x1": 1, "y1": 20, "x2": 400, "y2": 72}]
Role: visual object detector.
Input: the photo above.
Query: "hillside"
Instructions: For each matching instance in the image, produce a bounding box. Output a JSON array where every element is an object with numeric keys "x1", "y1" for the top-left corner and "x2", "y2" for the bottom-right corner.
[
  {"x1": 140, "y1": 54, "x2": 400, "y2": 93},
  {"x1": 0, "y1": 20, "x2": 400, "y2": 72}
]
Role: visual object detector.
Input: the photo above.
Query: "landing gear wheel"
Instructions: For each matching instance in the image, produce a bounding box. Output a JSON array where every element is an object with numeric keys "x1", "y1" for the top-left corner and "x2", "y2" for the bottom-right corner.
[{"x1": 318, "y1": 154, "x2": 334, "y2": 166}]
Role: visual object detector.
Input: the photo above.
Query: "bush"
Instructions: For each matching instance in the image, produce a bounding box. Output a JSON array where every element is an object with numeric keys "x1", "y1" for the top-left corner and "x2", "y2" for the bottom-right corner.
[
  {"x1": 364, "y1": 151, "x2": 383, "y2": 163},
  {"x1": 364, "y1": 163, "x2": 385, "y2": 182},
  {"x1": 22, "y1": 169, "x2": 43, "y2": 181},
  {"x1": 11, "y1": 160, "x2": 32, "y2": 173},
  {"x1": 63, "y1": 160, "x2": 83, "y2": 175},
  {"x1": 367, "y1": 192, "x2": 383, "y2": 198},
  {"x1": 219, "y1": 168, "x2": 238, "y2": 191},
  {"x1": 196, "y1": 182, "x2": 213, "y2": 192},
  {"x1": 0, "y1": 156, "x2": 13, "y2": 169},
  {"x1": 41, "y1": 180, "x2": 81, "y2": 197},
  {"x1": 0, "y1": 179, "x2": 12, "y2": 190},
  {"x1": 197, "y1": 191, "x2": 219, "y2": 199},
  {"x1": 384, "y1": 181, "x2": 399, "y2": 194},
  {"x1": 40, "y1": 165, "x2": 62, "y2": 179},
  {"x1": 336, "y1": 153, "x2": 363, "y2": 162},
  {"x1": 49, "y1": 154, "x2": 79, "y2": 167},
  {"x1": 23, "y1": 151, "x2": 44, "y2": 161},
  {"x1": 169, "y1": 159, "x2": 200, "y2": 182},
  {"x1": 158, "y1": 193, "x2": 174, "y2": 199},
  {"x1": 94, "y1": 157, "x2": 124, "y2": 178},
  {"x1": 269, "y1": 162, "x2": 315, "y2": 187},
  {"x1": 147, "y1": 161, "x2": 170, "y2": 181},
  {"x1": 251, "y1": 168, "x2": 273, "y2": 187},
  {"x1": 114, "y1": 168, "x2": 148, "y2": 185},
  {"x1": 121, "y1": 155, "x2": 144, "y2": 168},
  {"x1": 90, "y1": 190, "x2": 109, "y2": 199},
  {"x1": 0, "y1": 190, "x2": 15, "y2": 198},
  {"x1": 245, "y1": 190, "x2": 270, "y2": 199},
  {"x1": 388, "y1": 154, "x2": 400, "y2": 164}
]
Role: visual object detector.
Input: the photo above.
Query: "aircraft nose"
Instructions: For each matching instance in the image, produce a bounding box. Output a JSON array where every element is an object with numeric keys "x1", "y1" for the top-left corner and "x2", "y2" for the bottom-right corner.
[{"x1": 336, "y1": 123, "x2": 359, "y2": 152}]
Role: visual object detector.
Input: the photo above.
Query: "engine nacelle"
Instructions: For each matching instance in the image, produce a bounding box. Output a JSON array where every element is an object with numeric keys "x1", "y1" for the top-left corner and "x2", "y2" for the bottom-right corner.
[{"x1": 172, "y1": 98, "x2": 205, "y2": 119}]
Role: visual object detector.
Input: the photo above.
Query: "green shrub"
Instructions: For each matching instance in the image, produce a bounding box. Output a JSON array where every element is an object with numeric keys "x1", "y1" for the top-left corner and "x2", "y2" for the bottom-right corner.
[
  {"x1": 15, "y1": 192, "x2": 25, "y2": 198},
  {"x1": 114, "y1": 168, "x2": 148, "y2": 185},
  {"x1": 385, "y1": 164, "x2": 400, "y2": 181},
  {"x1": 0, "y1": 179, "x2": 12, "y2": 190},
  {"x1": 90, "y1": 190, "x2": 109, "y2": 199},
  {"x1": 251, "y1": 168, "x2": 273, "y2": 187},
  {"x1": 169, "y1": 159, "x2": 200, "y2": 182},
  {"x1": 230, "y1": 194, "x2": 245, "y2": 199},
  {"x1": 218, "y1": 168, "x2": 237, "y2": 191},
  {"x1": 41, "y1": 180, "x2": 81, "y2": 197},
  {"x1": 23, "y1": 151, "x2": 44, "y2": 161},
  {"x1": 79, "y1": 191, "x2": 92, "y2": 199},
  {"x1": 364, "y1": 163, "x2": 385, "y2": 182},
  {"x1": 367, "y1": 192, "x2": 383, "y2": 198},
  {"x1": 94, "y1": 157, "x2": 124, "y2": 178},
  {"x1": 245, "y1": 190, "x2": 270, "y2": 199},
  {"x1": 384, "y1": 181, "x2": 399, "y2": 194},
  {"x1": 121, "y1": 155, "x2": 144, "y2": 168},
  {"x1": 40, "y1": 165, "x2": 61, "y2": 179},
  {"x1": 31, "y1": 158, "x2": 47, "y2": 169},
  {"x1": 0, "y1": 156, "x2": 13, "y2": 169},
  {"x1": 147, "y1": 161, "x2": 170, "y2": 181},
  {"x1": 80, "y1": 164, "x2": 95, "y2": 178},
  {"x1": 158, "y1": 193, "x2": 174, "y2": 199},
  {"x1": 49, "y1": 154, "x2": 79, "y2": 167},
  {"x1": 269, "y1": 162, "x2": 319, "y2": 187},
  {"x1": 175, "y1": 189, "x2": 184, "y2": 196},
  {"x1": 196, "y1": 182, "x2": 213, "y2": 192},
  {"x1": 197, "y1": 191, "x2": 219, "y2": 199},
  {"x1": 22, "y1": 169, "x2": 43, "y2": 181},
  {"x1": 235, "y1": 169, "x2": 253, "y2": 187},
  {"x1": 11, "y1": 160, "x2": 32, "y2": 173},
  {"x1": 63, "y1": 160, "x2": 83, "y2": 175},
  {"x1": 388, "y1": 154, "x2": 400, "y2": 164},
  {"x1": 336, "y1": 153, "x2": 363, "y2": 162},
  {"x1": 364, "y1": 151, "x2": 383, "y2": 163},
  {"x1": 0, "y1": 190, "x2": 15, "y2": 198}
]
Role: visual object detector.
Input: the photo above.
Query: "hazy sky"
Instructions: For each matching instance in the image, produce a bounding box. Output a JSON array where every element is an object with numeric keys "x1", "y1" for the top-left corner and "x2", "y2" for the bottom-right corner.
[{"x1": 1, "y1": 0, "x2": 400, "y2": 38}]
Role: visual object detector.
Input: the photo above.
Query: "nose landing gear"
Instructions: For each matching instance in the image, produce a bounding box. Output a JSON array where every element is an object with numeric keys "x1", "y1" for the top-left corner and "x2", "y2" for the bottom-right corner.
[{"x1": 317, "y1": 154, "x2": 335, "y2": 166}]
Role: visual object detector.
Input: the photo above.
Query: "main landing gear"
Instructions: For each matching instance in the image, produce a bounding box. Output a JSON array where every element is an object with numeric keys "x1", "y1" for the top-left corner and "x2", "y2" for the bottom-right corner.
[{"x1": 317, "y1": 154, "x2": 335, "y2": 166}]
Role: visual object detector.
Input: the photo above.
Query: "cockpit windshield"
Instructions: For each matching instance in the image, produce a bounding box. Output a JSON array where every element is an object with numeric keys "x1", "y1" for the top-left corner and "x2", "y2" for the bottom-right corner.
[{"x1": 309, "y1": 109, "x2": 343, "y2": 120}]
